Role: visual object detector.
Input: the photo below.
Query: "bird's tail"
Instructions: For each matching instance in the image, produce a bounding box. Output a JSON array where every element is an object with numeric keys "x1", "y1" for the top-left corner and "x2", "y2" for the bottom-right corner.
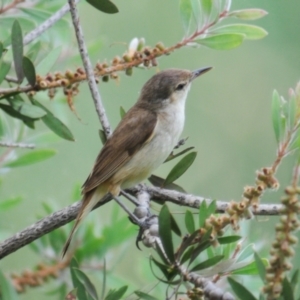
[{"x1": 62, "y1": 187, "x2": 106, "y2": 258}]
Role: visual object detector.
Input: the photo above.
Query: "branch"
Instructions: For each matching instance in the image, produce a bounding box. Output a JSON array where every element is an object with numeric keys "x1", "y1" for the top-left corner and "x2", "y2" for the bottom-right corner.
[
  {"x1": 23, "y1": 0, "x2": 81, "y2": 46},
  {"x1": 0, "y1": 141, "x2": 35, "y2": 149},
  {"x1": 0, "y1": 0, "x2": 24, "y2": 14},
  {"x1": 0, "y1": 186, "x2": 285, "y2": 260},
  {"x1": 68, "y1": 0, "x2": 111, "y2": 137}
]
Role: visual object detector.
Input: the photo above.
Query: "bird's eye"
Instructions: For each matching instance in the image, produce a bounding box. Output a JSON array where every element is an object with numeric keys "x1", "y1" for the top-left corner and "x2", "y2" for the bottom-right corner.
[{"x1": 176, "y1": 83, "x2": 186, "y2": 91}]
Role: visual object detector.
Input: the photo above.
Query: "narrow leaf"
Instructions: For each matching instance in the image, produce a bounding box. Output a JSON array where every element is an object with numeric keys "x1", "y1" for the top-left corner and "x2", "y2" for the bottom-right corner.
[
  {"x1": 11, "y1": 20, "x2": 24, "y2": 83},
  {"x1": 288, "y1": 95, "x2": 297, "y2": 130},
  {"x1": 195, "y1": 33, "x2": 244, "y2": 50},
  {"x1": 282, "y1": 277, "x2": 294, "y2": 300},
  {"x1": 190, "y1": 255, "x2": 224, "y2": 272},
  {"x1": 164, "y1": 151, "x2": 197, "y2": 186},
  {"x1": 99, "y1": 129, "x2": 107, "y2": 145},
  {"x1": 185, "y1": 210, "x2": 195, "y2": 234},
  {"x1": 0, "y1": 103, "x2": 36, "y2": 124},
  {"x1": 70, "y1": 259, "x2": 88, "y2": 300},
  {"x1": 229, "y1": 9, "x2": 268, "y2": 20},
  {"x1": 254, "y1": 252, "x2": 266, "y2": 282},
  {"x1": 232, "y1": 259, "x2": 268, "y2": 276},
  {"x1": 200, "y1": 0, "x2": 212, "y2": 18},
  {"x1": 119, "y1": 106, "x2": 126, "y2": 119},
  {"x1": 218, "y1": 235, "x2": 241, "y2": 245},
  {"x1": 190, "y1": 240, "x2": 211, "y2": 264},
  {"x1": 228, "y1": 277, "x2": 257, "y2": 300},
  {"x1": 74, "y1": 269, "x2": 98, "y2": 300},
  {"x1": 105, "y1": 286, "x2": 128, "y2": 300},
  {"x1": 180, "y1": 246, "x2": 194, "y2": 264},
  {"x1": 0, "y1": 42, "x2": 3, "y2": 59},
  {"x1": 199, "y1": 200, "x2": 208, "y2": 228},
  {"x1": 4, "y1": 149, "x2": 56, "y2": 168},
  {"x1": 179, "y1": 0, "x2": 193, "y2": 34},
  {"x1": 134, "y1": 291, "x2": 159, "y2": 300},
  {"x1": 150, "y1": 256, "x2": 170, "y2": 279},
  {"x1": 164, "y1": 146, "x2": 195, "y2": 162},
  {"x1": 26, "y1": 41, "x2": 41, "y2": 62},
  {"x1": 0, "y1": 60, "x2": 11, "y2": 85},
  {"x1": 22, "y1": 56, "x2": 36, "y2": 86},
  {"x1": 0, "y1": 197, "x2": 22, "y2": 211},
  {"x1": 272, "y1": 90, "x2": 282, "y2": 143},
  {"x1": 86, "y1": 0, "x2": 119, "y2": 14},
  {"x1": 9, "y1": 98, "x2": 46, "y2": 118},
  {"x1": 212, "y1": 24, "x2": 268, "y2": 40},
  {"x1": 148, "y1": 174, "x2": 186, "y2": 193},
  {"x1": 158, "y1": 205, "x2": 175, "y2": 263},
  {"x1": 0, "y1": 270, "x2": 18, "y2": 300},
  {"x1": 31, "y1": 99, "x2": 75, "y2": 141},
  {"x1": 170, "y1": 213, "x2": 181, "y2": 236}
]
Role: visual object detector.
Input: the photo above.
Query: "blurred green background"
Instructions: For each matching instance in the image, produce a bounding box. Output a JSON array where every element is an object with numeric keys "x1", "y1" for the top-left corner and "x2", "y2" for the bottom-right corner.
[{"x1": 0, "y1": 0, "x2": 300, "y2": 298}]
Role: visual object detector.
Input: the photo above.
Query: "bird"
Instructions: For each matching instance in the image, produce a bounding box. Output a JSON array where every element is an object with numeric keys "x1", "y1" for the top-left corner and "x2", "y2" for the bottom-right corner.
[{"x1": 62, "y1": 67, "x2": 212, "y2": 257}]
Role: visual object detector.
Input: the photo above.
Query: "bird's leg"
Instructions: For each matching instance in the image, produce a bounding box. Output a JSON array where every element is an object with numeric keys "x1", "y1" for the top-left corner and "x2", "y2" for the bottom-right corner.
[
  {"x1": 111, "y1": 195, "x2": 144, "y2": 227},
  {"x1": 120, "y1": 190, "x2": 139, "y2": 206}
]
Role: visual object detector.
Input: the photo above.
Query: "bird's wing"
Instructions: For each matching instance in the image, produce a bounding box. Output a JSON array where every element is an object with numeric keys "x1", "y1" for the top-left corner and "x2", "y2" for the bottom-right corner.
[{"x1": 82, "y1": 105, "x2": 157, "y2": 193}]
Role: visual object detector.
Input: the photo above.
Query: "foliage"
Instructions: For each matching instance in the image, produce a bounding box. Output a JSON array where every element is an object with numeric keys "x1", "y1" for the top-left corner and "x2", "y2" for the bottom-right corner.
[{"x1": 0, "y1": 0, "x2": 299, "y2": 300}]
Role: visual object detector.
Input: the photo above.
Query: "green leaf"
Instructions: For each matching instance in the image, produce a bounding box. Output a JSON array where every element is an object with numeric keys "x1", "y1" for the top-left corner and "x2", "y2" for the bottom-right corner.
[
  {"x1": 119, "y1": 106, "x2": 126, "y2": 119},
  {"x1": 179, "y1": 0, "x2": 192, "y2": 34},
  {"x1": 0, "y1": 197, "x2": 22, "y2": 211},
  {"x1": 0, "y1": 103, "x2": 36, "y2": 125},
  {"x1": 164, "y1": 146, "x2": 195, "y2": 163},
  {"x1": 190, "y1": 0, "x2": 201, "y2": 21},
  {"x1": 232, "y1": 259, "x2": 268, "y2": 275},
  {"x1": 8, "y1": 98, "x2": 46, "y2": 118},
  {"x1": 272, "y1": 90, "x2": 282, "y2": 144},
  {"x1": 213, "y1": 24, "x2": 268, "y2": 40},
  {"x1": 185, "y1": 210, "x2": 195, "y2": 234},
  {"x1": 254, "y1": 252, "x2": 266, "y2": 282},
  {"x1": 190, "y1": 240, "x2": 211, "y2": 264},
  {"x1": 164, "y1": 151, "x2": 197, "y2": 186},
  {"x1": 170, "y1": 213, "x2": 181, "y2": 236},
  {"x1": 190, "y1": 255, "x2": 224, "y2": 272},
  {"x1": 199, "y1": 200, "x2": 208, "y2": 228},
  {"x1": 74, "y1": 269, "x2": 98, "y2": 300},
  {"x1": 158, "y1": 205, "x2": 175, "y2": 263},
  {"x1": 291, "y1": 269, "x2": 299, "y2": 293},
  {"x1": 237, "y1": 244, "x2": 254, "y2": 262},
  {"x1": 22, "y1": 56, "x2": 36, "y2": 87},
  {"x1": 86, "y1": 0, "x2": 119, "y2": 14},
  {"x1": 148, "y1": 174, "x2": 186, "y2": 193},
  {"x1": 4, "y1": 149, "x2": 56, "y2": 168},
  {"x1": 229, "y1": 9, "x2": 268, "y2": 20},
  {"x1": 36, "y1": 47, "x2": 61, "y2": 75},
  {"x1": 134, "y1": 291, "x2": 159, "y2": 300},
  {"x1": 31, "y1": 99, "x2": 75, "y2": 141},
  {"x1": 11, "y1": 20, "x2": 24, "y2": 83},
  {"x1": 150, "y1": 256, "x2": 170, "y2": 279},
  {"x1": 0, "y1": 60, "x2": 11, "y2": 85},
  {"x1": 195, "y1": 33, "x2": 245, "y2": 50},
  {"x1": 99, "y1": 129, "x2": 107, "y2": 145},
  {"x1": 200, "y1": 0, "x2": 212, "y2": 18},
  {"x1": 228, "y1": 277, "x2": 257, "y2": 300},
  {"x1": 218, "y1": 235, "x2": 241, "y2": 245},
  {"x1": 0, "y1": 269, "x2": 19, "y2": 300},
  {"x1": 105, "y1": 286, "x2": 128, "y2": 300},
  {"x1": 281, "y1": 277, "x2": 294, "y2": 300},
  {"x1": 0, "y1": 42, "x2": 3, "y2": 59},
  {"x1": 180, "y1": 246, "x2": 195, "y2": 264},
  {"x1": 288, "y1": 95, "x2": 297, "y2": 130},
  {"x1": 70, "y1": 258, "x2": 88, "y2": 300}
]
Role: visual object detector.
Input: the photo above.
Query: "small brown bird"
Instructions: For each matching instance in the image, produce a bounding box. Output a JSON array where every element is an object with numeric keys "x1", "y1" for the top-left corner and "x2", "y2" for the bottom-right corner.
[{"x1": 62, "y1": 67, "x2": 211, "y2": 257}]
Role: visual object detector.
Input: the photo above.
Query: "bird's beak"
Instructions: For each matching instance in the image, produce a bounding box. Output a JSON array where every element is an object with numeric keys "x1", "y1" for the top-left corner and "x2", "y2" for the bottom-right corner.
[{"x1": 191, "y1": 67, "x2": 212, "y2": 81}]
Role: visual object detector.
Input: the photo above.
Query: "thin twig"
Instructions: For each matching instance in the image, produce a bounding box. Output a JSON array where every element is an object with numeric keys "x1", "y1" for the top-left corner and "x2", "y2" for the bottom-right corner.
[
  {"x1": 0, "y1": 0, "x2": 24, "y2": 14},
  {"x1": 0, "y1": 141, "x2": 35, "y2": 149},
  {"x1": 23, "y1": 0, "x2": 81, "y2": 46},
  {"x1": 68, "y1": 0, "x2": 111, "y2": 137},
  {"x1": 0, "y1": 186, "x2": 286, "y2": 260}
]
